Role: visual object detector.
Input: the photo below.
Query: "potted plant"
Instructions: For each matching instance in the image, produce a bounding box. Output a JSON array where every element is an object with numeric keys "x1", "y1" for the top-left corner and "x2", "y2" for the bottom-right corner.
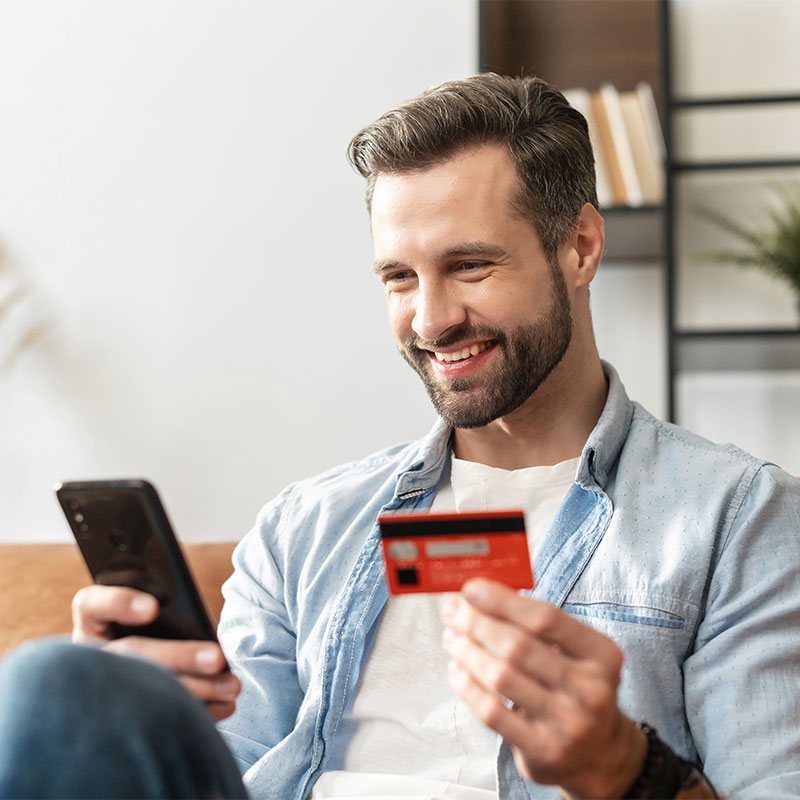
[{"x1": 695, "y1": 184, "x2": 800, "y2": 317}]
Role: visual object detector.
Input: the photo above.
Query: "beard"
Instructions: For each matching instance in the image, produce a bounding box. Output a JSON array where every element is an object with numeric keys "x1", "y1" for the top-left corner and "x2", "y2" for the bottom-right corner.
[{"x1": 399, "y1": 263, "x2": 573, "y2": 429}]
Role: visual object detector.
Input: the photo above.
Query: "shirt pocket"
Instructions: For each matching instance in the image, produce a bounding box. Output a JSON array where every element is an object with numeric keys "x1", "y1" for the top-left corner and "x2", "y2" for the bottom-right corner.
[
  {"x1": 563, "y1": 599, "x2": 685, "y2": 630},
  {"x1": 561, "y1": 590, "x2": 696, "y2": 637}
]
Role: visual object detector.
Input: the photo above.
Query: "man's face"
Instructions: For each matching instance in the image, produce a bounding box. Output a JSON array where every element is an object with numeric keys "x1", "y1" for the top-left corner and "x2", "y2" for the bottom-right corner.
[{"x1": 371, "y1": 144, "x2": 573, "y2": 429}]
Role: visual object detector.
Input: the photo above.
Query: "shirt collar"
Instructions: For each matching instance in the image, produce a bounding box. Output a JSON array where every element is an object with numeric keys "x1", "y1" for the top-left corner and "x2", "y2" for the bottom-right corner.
[
  {"x1": 394, "y1": 360, "x2": 634, "y2": 497},
  {"x1": 577, "y1": 360, "x2": 635, "y2": 490},
  {"x1": 393, "y1": 417, "x2": 452, "y2": 499}
]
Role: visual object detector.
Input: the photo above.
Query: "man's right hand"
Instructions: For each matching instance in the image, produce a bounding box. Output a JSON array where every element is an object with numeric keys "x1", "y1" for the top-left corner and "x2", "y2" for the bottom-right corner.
[{"x1": 72, "y1": 584, "x2": 240, "y2": 721}]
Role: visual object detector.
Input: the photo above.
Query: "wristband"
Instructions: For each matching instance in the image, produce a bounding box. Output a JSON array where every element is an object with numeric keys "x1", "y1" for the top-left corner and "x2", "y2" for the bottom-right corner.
[{"x1": 622, "y1": 723, "x2": 707, "y2": 799}]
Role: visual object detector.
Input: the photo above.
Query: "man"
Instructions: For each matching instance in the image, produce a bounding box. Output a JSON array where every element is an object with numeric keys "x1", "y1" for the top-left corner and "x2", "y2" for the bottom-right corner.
[{"x1": 1, "y1": 74, "x2": 799, "y2": 800}]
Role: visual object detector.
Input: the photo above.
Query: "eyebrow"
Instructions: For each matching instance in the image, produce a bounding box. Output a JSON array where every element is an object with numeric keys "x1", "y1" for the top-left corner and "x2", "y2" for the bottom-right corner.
[{"x1": 372, "y1": 241, "x2": 508, "y2": 274}]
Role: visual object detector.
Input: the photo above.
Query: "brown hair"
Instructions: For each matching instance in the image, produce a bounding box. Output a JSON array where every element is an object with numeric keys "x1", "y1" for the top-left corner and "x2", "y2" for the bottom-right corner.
[{"x1": 347, "y1": 73, "x2": 598, "y2": 257}]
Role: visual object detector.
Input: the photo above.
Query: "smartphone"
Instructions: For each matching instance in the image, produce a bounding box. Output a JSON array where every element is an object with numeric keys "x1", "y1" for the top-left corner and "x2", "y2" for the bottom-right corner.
[
  {"x1": 378, "y1": 509, "x2": 534, "y2": 595},
  {"x1": 55, "y1": 478, "x2": 218, "y2": 642}
]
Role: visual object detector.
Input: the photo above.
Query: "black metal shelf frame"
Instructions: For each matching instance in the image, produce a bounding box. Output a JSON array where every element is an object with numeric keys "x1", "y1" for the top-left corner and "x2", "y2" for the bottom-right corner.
[
  {"x1": 675, "y1": 329, "x2": 800, "y2": 372},
  {"x1": 673, "y1": 159, "x2": 800, "y2": 172},
  {"x1": 662, "y1": 0, "x2": 800, "y2": 420},
  {"x1": 673, "y1": 94, "x2": 800, "y2": 109}
]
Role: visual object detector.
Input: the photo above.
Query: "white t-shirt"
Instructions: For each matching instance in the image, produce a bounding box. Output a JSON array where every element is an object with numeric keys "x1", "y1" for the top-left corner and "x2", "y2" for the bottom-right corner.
[{"x1": 311, "y1": 454, "x2": 579, "y2": 800}]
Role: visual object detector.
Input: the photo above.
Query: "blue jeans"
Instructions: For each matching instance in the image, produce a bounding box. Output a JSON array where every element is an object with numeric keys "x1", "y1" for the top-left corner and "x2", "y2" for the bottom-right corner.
[{"x1": 0, "y1": 638, "x2": 248, "y2": 799}]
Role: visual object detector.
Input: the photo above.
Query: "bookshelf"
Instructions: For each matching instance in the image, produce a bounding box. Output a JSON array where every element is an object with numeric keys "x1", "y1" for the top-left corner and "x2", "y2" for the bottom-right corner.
[
  {"x1": 479, "y1": 0, "x2": 665, "y2": 262},
  {"x1": 480, "y1": 0, "x2": 800, "y2": 424}
]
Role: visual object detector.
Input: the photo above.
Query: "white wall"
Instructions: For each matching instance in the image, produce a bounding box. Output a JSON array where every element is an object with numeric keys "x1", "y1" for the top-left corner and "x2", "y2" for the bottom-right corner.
[
  {"x1": 1, "y1": 0, "x2": 797, "y2": 544},
  {"x1": 0, "y1": 0, "x2": 476, "y2": 542}
]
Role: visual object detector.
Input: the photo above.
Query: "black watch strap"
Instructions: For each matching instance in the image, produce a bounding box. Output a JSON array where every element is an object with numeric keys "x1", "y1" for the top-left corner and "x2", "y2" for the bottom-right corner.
[{"x1": 622, "y1": 723, "x2": 710, "y2": 799}]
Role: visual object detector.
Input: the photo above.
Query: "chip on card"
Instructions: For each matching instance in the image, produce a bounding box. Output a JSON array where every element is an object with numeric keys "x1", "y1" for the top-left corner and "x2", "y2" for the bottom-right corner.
[{"x1": 378, "y1": 509, "x2": 533, "y2": 595}]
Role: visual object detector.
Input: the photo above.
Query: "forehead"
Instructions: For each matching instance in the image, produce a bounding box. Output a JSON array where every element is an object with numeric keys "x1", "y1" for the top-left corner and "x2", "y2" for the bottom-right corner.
[{"x1": 370, "y1": 144, "x2": 530, "y2": 252}]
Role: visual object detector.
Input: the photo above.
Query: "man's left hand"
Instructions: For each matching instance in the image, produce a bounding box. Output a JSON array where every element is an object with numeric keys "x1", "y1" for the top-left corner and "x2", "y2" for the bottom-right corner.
[{"x1": 441, "y1": 579, "x2": 646, "y2": 799}]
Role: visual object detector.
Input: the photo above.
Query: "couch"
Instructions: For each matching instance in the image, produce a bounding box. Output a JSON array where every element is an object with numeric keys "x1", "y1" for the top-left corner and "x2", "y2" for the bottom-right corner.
[{"x1": 0, "y1": 542, "x2": 237, "y2": 658}]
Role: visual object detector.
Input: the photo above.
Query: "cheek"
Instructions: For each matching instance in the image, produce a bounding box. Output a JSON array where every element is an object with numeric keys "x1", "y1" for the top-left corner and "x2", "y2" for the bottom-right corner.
[
  {"x1": 471, "y1": 283, "x2": 535, "y2": 327},
  {"x1": 386, "y1": 293, "x2": 413, "y2": 342}
]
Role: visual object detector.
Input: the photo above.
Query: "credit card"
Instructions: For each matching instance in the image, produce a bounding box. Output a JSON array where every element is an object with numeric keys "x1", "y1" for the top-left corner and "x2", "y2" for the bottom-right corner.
[{"x1": 378, "y1": 509, "x2": 533, "y2": 595}]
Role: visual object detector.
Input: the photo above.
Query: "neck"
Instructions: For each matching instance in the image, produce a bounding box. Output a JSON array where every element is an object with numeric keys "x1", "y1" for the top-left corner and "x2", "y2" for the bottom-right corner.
[{"x1": 452, "y1": 345, "x2": 607, "y2": 471}]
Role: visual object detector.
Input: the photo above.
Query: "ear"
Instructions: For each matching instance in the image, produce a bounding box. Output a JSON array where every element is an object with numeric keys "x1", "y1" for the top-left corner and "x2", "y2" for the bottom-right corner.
[{"x1": 560, "y1": 203, "x2": 604, "y2": 289}]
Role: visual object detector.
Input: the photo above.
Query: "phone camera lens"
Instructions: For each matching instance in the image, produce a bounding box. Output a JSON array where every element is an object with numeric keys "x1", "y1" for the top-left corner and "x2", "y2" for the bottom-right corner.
[{"x1": 109, "y1": 531, "x2": 129, "y2": 552}]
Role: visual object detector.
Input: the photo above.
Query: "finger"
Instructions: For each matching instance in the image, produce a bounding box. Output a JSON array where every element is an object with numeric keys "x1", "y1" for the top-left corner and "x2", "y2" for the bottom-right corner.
[
  {"x1": 443, "y1": 622, "x2": 620, "y2": 738},
  {"x1": 442, "y1": 625, "x2": 557, "y2": 719},
  {"x1": 207, "y1": 700, "x2": 237, "y2": 722},
  {"x1": 72, "y1": 585, "x2": 159, "y2": 641},
  {"x1": 105, "y1": 637, "x2": 228, "y2": 677},
  {"x1": 442, "y1": 598, "x2": 569, "y2": 690},
  {"x1": 446, "y1": 659, "x2": 602, "y2": 788},
  {"x1": 178, "y1": 671, "x2": 241, "y2": 706},
  {"x1": 446, "y1": 658, "x2": 553, "y2": 767},
  {"x1": 459, "y1": 580, "x2": 623, "y2": 671}
]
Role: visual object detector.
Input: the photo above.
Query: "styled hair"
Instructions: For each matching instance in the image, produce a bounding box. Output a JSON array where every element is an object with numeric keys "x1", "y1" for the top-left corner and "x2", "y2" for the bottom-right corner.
[{"x1": 347, "y1": 73, "x2": 598, "y2": 257}]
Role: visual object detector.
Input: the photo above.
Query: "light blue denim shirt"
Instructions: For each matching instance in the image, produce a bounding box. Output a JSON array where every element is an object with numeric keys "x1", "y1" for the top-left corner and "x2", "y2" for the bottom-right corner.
[{"x1": 218, "y1": 363, "x2": 800, "y2": 799}]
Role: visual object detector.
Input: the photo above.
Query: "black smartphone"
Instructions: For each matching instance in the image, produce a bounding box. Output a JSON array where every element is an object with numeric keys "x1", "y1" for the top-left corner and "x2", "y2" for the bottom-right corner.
[{"x1": 55, "y1": 478, "x2": 218, "y2": 642}]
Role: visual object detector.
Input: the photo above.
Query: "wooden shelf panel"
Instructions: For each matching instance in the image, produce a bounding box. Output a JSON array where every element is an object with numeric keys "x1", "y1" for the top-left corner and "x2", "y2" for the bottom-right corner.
[
  {"x1": 479, "y1": 0, "x2": 663, "y2": 112},
  {"x1": 675, "y1": 330, "x2": 800, "y2": 371}
]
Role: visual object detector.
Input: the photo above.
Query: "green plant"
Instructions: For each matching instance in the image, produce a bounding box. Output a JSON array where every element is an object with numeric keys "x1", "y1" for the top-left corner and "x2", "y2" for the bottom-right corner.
[{"x1": 695, "y1": 185, "x2": 800, "y2": 296}]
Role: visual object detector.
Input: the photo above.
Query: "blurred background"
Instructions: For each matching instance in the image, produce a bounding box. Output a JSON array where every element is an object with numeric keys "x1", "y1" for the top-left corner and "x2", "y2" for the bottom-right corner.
[{"x1": 1, "y1": 0, "x2": 799, "y2": 544}]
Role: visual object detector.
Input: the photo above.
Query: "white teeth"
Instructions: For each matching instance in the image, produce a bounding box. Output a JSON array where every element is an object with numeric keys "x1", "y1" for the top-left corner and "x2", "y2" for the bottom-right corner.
[{"x1": 433, "y1": 342, "x2": 491, "y2": 363}]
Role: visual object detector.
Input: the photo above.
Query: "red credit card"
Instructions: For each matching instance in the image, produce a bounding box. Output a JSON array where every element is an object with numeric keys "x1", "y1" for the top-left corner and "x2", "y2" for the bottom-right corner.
[{"x1": 378, "y1": 509, "x2": 533, "y2": 595}]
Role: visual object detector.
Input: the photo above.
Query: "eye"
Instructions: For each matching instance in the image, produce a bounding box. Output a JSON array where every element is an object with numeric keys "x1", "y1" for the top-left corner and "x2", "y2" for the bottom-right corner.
[
  {"x1": 381, "y1": 269, "x2": 416, "y2": 288},
  {"x1": 456, "y1": 260, "x2": 492, "y2": 276}
]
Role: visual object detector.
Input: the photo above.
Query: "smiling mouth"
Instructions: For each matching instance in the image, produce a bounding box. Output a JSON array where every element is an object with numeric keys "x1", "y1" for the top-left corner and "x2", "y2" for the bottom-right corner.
[{"x1": 432, "y1": 341, "x2": 495, "y2": 363}]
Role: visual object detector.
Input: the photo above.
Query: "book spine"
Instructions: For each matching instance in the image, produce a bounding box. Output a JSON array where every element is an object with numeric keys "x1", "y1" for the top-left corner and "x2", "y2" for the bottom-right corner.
[
  {"x1": 598, "y1": 83, "x2": 643, "y2": 207},
  {"x1": 590, "y1": 90, "x2": 627, "y2": 206},
  {"x1": 562, "y1": 87, "x2": 613, "y2": 208}
]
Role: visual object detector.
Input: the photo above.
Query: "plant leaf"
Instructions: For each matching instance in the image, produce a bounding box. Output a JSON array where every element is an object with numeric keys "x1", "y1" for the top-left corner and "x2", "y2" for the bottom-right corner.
[{"x1": 693, "y1": 187, "x2": 800, "y2": 293}]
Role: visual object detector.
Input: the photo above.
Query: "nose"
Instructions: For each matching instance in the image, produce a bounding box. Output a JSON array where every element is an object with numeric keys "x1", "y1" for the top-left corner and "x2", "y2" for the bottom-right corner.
[{"x1": 411, "y1": 279, "x2": 466, "y2": 343}]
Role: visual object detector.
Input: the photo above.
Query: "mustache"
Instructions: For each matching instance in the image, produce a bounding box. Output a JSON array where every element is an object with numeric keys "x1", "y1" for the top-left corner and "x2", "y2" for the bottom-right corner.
[{"x1": 404, "y1": 325, "x2": 506, "y2": 353}]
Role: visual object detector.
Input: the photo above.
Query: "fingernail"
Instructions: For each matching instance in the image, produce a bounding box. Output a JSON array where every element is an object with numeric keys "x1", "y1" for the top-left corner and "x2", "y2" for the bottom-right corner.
[
  {"x1": 196, "y1": 648, "x2": 220, "y2": 670},
  {"x1": 441, "y1": 626, "x2": 455, "y2": 649},
  {"x1": 462, "y1": 580, "x2": 487, "y2": 605},
  {"x1": 440, "y1": 596, "x2": 458, "y2": 621},
  {"x1": 131, "y1": 595, "x2": 157, "y2": 615},
  {"x1": 447, "y1": 659, "x2": 467, "y2": 689},
  {"x1": 216, "y1": 674, "x2": 239, "y2": 698}
]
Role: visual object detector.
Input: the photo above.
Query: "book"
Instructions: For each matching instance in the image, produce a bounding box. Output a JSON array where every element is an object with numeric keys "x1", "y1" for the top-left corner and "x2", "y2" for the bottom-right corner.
[
  {"x1": 636, "y1": 81, "x2": 667, "y2": 192},
  {"x1": 591, "y1": 83, "x2": 643, "y2": 207},
  {"x1": 562, "y1": 87, "x2": 614, "y2": 208},
  {"x1": 636, "y1": 81, "x2": 666, "y2": 163},
  {"x1": 618, "y1": 83, "x2": 665, "y2": 204}
]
